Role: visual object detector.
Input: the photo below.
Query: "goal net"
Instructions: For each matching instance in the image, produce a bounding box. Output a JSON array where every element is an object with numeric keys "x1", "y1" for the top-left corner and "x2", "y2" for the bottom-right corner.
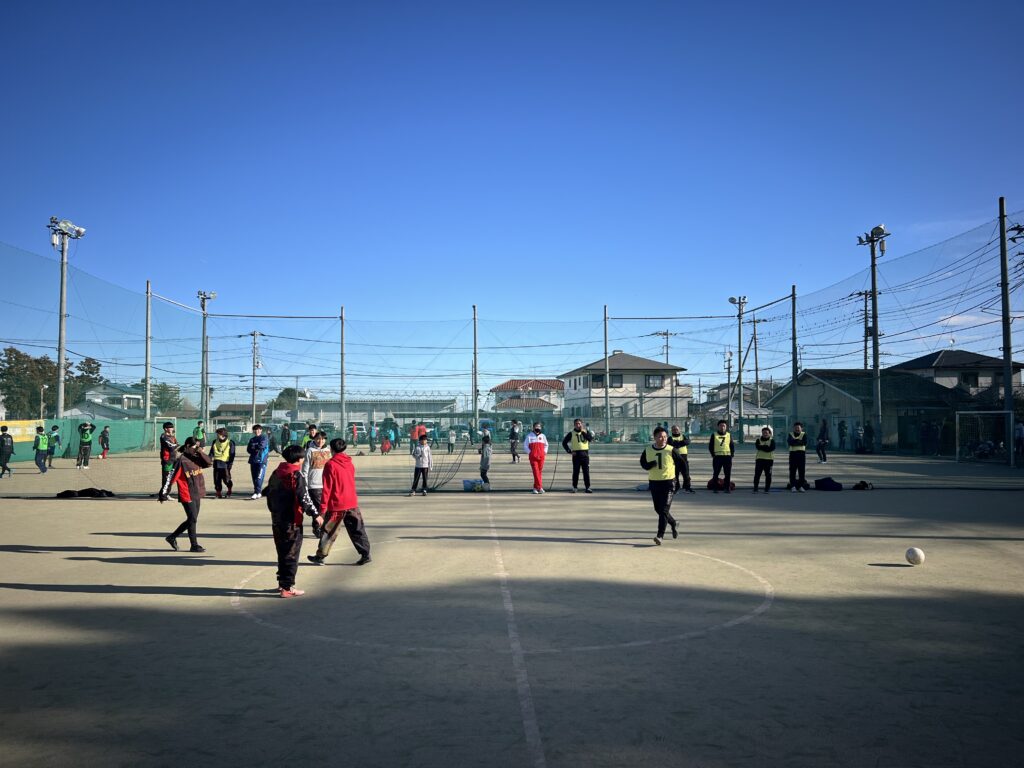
[{"x1": 955, "y1": 411, "x2": 1012, "y2": 464}]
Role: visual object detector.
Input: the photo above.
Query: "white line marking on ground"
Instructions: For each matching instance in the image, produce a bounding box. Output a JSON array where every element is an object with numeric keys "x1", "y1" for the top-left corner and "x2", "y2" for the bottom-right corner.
[
  {"x1": 229, "y1": 538, "x2": 775, "y2": 657},
  {"x1": 485, "y1": 494, "x2": 547, "y2": 768}
]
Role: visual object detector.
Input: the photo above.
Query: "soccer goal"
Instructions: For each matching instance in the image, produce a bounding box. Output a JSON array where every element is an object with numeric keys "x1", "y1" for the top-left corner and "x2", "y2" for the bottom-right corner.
[{"x1": 955, "y1": 411, "x2": 1013, "y2": 464}]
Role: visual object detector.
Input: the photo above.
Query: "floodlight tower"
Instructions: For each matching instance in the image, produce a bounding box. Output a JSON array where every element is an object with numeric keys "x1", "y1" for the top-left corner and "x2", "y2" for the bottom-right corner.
[{"x1": 47, "y1": 217, "x2": 86, "y2": 417}]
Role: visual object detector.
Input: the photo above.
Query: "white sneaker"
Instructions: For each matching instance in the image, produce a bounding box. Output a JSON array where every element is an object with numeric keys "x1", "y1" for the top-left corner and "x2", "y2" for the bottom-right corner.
[
  {"x1": 532, "y1": 489, "x2": 540, "y2": 494},
  {"x1": 251, "y1": 493, "x2": 260, "y2": 500},
  {"x1": 797, "y1": 487, "x2": 805, "y2": 493},
  {"x1": 538, "y1": 488, "x2": 546, "y2": 494},
  {"x1": 420, "y1": 490, "x2": 427, "y2": 496},
  {"x1": 572, "y1": 487, "x2": 578, "y2": 494},
  {"x1": 790, "y1": 487, "x2": 796, "y2": 493}
]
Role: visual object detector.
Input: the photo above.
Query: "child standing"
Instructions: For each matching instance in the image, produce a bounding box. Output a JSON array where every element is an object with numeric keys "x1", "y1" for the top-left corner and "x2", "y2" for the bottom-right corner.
[
  {"x1": 76, "y1": 421, "x2": 95, "y2": 469},
  {"x1": 301, "y1": 431, "x2": 330, "y2": 538},
  {"x1": 47, "y1": 425, "x2": 62, "y2": 467},
  {"x1": 447, "y1": 427, "x2": 456, "y2": 454},
  {"x1": 524, "y1": 422, "x2": 548, "y2": 493},
  {"x1": 479, "y1": 435, "x2": 492, "y2": 491},
  {"x1": 708, "y1": 419, "x2": 734, "y2": 493},
  {"x1": 0, "y1": 425, "x2": 14, "y2": 477},
  {"x1": 159, "y1": 437, "x2": 212, "y2": 553},
  {"x1": 159, "y1": 421, "x2": 178, "y2": 493},
  {"x1": 753, "y1": 427, "x2": 775, "y2": 493},
  {"x1": 32, "y1": 426, "x2": 49, "y2": 473},
  {"x1": 99, "y1": 426, "x2": 111, "y2": 459},
  {"x1": 788, "y1": 422, "x2": 808, "y2": 492},
  {"x1": 640, "y1": 426, "x2": 680, "y2": 545},
  {"x1": 409, "y1": 433, "x2": 432, "y2": 495},
  {"x1": 210, "y1": 427, "x2": 236, "y2": 498},
  {"x1": 264, "y1": 444, "x2": 318, "y2": 597},
  {"x1": 247, "y1": 424, "x2": 270, "y2": 499}
]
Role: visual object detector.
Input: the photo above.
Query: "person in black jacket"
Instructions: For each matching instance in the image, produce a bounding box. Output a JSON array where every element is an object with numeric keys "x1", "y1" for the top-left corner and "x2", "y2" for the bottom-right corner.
[
  {"x1": 667, "y1": 425, "x2": 693, "y2": 493},
  {"x1": 561, "y1": 419, "x2": 594, "y2": 493},
  {"x1": 708, "y1": 420, "x2": 735, "y2": 493},
  {"x1": 0, "y1": 425, "x2": 15, "y2": 477},
  {"x1": 753, "y1": 427, "x2": 776, "y2": 493},
  {"x1": 787, "y1": 422, "x2": 808, "y2": 492}
]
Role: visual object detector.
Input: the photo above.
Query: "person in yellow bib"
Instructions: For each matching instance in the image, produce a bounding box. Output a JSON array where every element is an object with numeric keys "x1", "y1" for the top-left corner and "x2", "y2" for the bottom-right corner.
[
  {"x1": 753, "y1": 426, "x2": 776, "y2": 493},
  {"x1": 640, "y1": 426, "x2": 681, "y2": 545},
  {"x1": 708, "y1": 420, "x2": 735, "y2": 493},
  {"x1": 668, "y1": 425, "x2": 693, "y2": 493},
  {"x1": 787, "y1": 422, "x2": 808, "y2": 492},
  {"x1": 561, "y1": 418, "x2": 595, "y2": 493}
]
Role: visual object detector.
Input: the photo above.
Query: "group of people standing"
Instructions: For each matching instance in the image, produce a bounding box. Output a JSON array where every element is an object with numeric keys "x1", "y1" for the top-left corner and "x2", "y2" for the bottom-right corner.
[
  {"x1": 15, "y1": 422, "x2": 112, "y2": 474},
  {"x1": 157, "y1": 420, "x2": 370, "y2": 597}
]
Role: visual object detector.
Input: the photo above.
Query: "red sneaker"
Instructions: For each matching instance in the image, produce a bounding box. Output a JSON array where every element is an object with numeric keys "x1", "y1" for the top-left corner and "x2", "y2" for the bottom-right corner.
[{"x1": 279, "y1": 588, "x2": 305, "y2": 598}]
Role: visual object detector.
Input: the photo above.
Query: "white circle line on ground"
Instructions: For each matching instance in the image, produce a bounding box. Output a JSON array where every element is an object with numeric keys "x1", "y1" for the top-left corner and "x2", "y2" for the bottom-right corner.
[{"x1": 229, "y1": 538, "x2": 775, "y2": 655}]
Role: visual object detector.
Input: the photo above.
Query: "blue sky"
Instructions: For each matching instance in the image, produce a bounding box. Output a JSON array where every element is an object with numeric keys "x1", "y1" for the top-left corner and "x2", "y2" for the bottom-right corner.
[{"x1": 2, "y1": 0, "x2": 1022, "y2": 402}]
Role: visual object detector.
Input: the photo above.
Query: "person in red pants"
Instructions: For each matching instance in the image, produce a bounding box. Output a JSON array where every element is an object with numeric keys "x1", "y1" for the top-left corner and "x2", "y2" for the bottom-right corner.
[{"x1": 524, "y1": 422, "x2": 549, "y2": 493}]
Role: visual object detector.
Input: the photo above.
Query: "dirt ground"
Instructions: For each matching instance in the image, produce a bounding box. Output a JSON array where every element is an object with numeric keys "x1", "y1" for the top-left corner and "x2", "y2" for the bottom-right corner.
[{"x1": 0, "y1": 450, "x2": 1022, "y2": 767}]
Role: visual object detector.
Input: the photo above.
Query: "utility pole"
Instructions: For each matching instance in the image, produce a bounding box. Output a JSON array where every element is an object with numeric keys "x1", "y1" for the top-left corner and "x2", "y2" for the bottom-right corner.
[
  {"x1": 472, "y1": 305, "x2": 479, "y2": 434},
  {"x1": 250, "y1": 331, "x2": 261, "y2": 425},
  {"x1": 752, "y1": 315, "x2": 762, "y2": 408},
  {"x1": 197, "y1": 290, "x2": 216, "y2": 424},
  {"x1": 729, "y1": 296, "x2": 747, "y2": 442},
  {"x1": 145, "y1": 280, "x2": 152, "y2": 419},
  {"x1": 340, "y1": 306, "x2": 346, "y2": 432},
  {"x1": 603, "y1": 305, "x2": 611, "y2": 437},
  {"x1": 855, "y1": 290, "x2": 869, "y2": 369},
  {"x1": 724, "y1": 350, "x2": 733, "y2": 426},
  {"x1": 652, "y1": 329, "x2": 674, "y2": 418},
  {"x1": 790, "y1": 285, "x2": 798, "y2": 428},
  {"x1": 859, "y1": 225, "x2": 890, "y2": 453},
  {"x1": 48, "y1": 217, "x2": 86, "y2": 417},
  {"x1": 998, "y1": 197, "x2": 1015, "y2": 468}
]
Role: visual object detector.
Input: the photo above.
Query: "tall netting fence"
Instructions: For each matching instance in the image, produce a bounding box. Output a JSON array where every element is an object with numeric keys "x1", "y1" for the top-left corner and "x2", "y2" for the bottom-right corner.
[{"x1": 1, "y1": 210, "x2": 1022, "y2": 493}]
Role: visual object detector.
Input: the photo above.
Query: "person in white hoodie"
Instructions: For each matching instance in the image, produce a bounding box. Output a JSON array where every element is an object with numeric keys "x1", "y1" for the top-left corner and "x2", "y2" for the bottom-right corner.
[
  {"x1": 524, "y1": 422, "x2": 549, "y2": 493},
  {"x1": 409, "y1": 433, "x2": 432, "y2": 496},
  {"x1": 301, "y1": 431, "x2": 331, "y2": 538}
]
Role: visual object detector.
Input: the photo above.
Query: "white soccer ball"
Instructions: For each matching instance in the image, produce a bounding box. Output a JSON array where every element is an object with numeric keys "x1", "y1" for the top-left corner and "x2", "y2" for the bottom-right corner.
[{"x1": 905, "y1": 547, "x2": 925, "y2": 566}]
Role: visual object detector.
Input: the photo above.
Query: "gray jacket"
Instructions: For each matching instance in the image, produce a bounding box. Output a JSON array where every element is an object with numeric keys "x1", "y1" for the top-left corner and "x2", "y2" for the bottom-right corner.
[
  {"x1": 302, "y1": 443, "x2": 332, "y2": 490},
  {"x1": 412, "y1": 444, "x2": 432, "y2": 469}
]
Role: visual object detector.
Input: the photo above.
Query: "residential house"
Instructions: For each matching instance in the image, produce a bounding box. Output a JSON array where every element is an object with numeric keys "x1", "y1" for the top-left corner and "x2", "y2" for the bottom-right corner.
[
  {"x1": 766, "y1": 369, "x2": 977, "y2": 452},
  {"x1": 890, "y1": 350, "x2": 1022, "y2": 396},
  {"x1": 560, "y1": 351, "x2": 688, "y2": 419},
  {"x1": 66, "y1": 382, "x2": 146, "y2": 420},
  {"x1": 489, "y1": 379, "x2": 564, "y2": 414}
]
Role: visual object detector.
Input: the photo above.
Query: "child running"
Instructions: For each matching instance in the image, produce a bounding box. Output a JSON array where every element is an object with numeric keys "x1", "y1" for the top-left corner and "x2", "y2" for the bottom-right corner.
[
  {"x1": 640, "y1": 426, "x2": 680, "y2": 545},
  {"x1": 264, "y1": 444, "x2": 318, "y2": 597},
  {"x1": 409, "y1": 433, "x2": 432, "y2": 496},
  {"x1": 159, "y1": 436, "x2": 212, "y2": 553}
]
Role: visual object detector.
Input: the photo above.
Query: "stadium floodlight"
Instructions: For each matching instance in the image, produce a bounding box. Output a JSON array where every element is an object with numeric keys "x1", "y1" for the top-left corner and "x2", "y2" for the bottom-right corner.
[{"x1": 47, "y1": 216, "x2": 86, "y2": 418}]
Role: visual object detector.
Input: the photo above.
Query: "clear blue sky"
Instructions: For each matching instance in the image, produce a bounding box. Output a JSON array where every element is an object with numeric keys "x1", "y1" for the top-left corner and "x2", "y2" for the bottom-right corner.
[{"x1": 2, "y1": 0, "x2": 1022, "y2": 402}]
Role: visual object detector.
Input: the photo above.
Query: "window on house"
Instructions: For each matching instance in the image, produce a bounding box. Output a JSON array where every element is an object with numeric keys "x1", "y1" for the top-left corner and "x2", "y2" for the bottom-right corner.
[
  {"x1": 591, "y1": 374, "x2": 603, "y2": 388},
  {"x1": 645, "y1": 374, "x2": 664, "y2": 389},
  {"x1": 960, "y1": 372, "x2": 979, "y2": 387},
  {"x1": 610, "y1": 374, "x2": 623, "y2": 388}
]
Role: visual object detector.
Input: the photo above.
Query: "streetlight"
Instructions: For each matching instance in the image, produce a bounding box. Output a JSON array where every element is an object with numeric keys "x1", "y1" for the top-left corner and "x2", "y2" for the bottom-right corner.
[
  {"x1": 47, "y1": 217, "x2": 86, "y2": 417},
  {"x1": 197, "y1": 290, "x2": 217, "y2": 424},
  {"x1": 39, "y1": 384, "x2": 48, "y2": 420},
  {"x1": 857, "y1": 224, "x2": 890, "y2": 453},
  {"x1": 728, "y1": 295, "x2": 747, "y2": 442}
]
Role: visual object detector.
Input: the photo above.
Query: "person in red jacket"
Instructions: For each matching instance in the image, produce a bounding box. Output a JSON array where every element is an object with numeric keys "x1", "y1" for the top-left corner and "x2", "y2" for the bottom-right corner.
[
  {"x1": 159, "y1": 437, "x2": 212, "y2": 553},
  {"x1": 307, "y1": 438, "x2": 371, "y2": 566},
  {"x1": 523, "y1": 422, "x2": 549, "y2": 493},
  {"x1": 263, "y1": 444, "x2": 318, "y2": 597}
]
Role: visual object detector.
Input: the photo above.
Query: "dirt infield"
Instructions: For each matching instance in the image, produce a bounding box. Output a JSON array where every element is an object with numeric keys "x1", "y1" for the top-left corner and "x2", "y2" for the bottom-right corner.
[{"x1": 0, "y1": 453, "x2": 1022, "y2": 767}]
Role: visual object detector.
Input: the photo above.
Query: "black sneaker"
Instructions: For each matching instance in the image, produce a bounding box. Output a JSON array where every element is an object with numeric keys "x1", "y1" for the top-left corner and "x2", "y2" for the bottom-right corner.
[
  {"x1": 307, "y1": 555, "x2": 325, "y2": 565},
  {"x1": 189, "y1": 545, "x2": 206, "y2": 553},
  {"x1": 355, "y1": 555, "x2": 372, "y2": 566},
  {"x1": 584, "y1": 488, "x2": 593, "y2": 494},
  {"x1": 653, "y1": 536, "x2": 662, "y2": 546},
  {"x1": 671, "y1": 524, "x2": 678, "y2": 539},
  {"x1": 165, "y1": 535, "x2": 178, "y2": 551}
]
